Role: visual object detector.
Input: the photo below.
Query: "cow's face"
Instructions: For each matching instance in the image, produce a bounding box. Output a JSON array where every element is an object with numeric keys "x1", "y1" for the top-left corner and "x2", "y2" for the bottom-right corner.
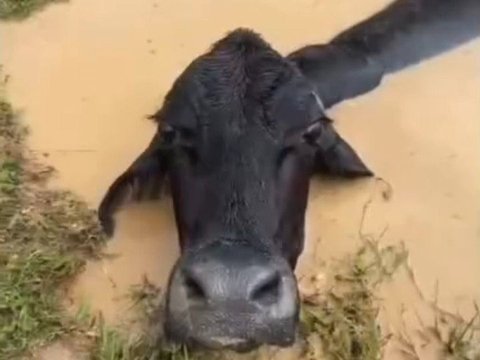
[{"x1": 98, "y1": 29, "x2": 372, "y2": 352}]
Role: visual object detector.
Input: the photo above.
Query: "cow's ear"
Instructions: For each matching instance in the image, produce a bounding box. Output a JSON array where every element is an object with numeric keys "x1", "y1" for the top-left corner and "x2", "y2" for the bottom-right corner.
[
  {"x1": 307, "y1": 119, "x2": 373, "y2": 178},
  {"x1": 98, "y1": 129, "x2": 171, "y2": 237}
]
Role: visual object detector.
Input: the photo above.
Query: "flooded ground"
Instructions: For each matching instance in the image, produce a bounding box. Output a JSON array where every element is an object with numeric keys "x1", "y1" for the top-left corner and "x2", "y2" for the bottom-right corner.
[{"x1": 1, "y1": 0, "x2": 480, "y2": 358}]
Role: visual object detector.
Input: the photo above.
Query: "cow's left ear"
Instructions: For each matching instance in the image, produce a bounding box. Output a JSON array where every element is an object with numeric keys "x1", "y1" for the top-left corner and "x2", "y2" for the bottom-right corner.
[
  {"x1": 98, "y1": 130, "x2": 170, "y2": 237},
  {"x1": 307, "y1": 119, "x2": 373, "y2": 178}
]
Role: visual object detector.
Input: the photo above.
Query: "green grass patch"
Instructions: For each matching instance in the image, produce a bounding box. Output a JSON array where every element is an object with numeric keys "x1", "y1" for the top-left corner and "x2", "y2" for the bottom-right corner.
[{"x1": 0, "y1": 0, "x2": 66, "y2": 20}]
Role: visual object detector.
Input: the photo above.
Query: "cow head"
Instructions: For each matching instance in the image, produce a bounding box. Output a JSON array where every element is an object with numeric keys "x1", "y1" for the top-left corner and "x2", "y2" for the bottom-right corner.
[{"x1": 98, "y1": 29, "x2": 372, "y2": 352}]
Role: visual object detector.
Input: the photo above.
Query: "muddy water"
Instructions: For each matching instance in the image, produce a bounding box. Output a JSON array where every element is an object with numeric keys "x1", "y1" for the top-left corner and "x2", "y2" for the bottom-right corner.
[{"x1": 1, "y1": 0, "x2": 480, "y2": 358}]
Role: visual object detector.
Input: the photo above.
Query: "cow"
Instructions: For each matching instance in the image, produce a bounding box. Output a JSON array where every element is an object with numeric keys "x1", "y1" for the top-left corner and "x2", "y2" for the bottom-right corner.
[{"x1": 98, "y1": 0, "x2": 480, "y2": 352}]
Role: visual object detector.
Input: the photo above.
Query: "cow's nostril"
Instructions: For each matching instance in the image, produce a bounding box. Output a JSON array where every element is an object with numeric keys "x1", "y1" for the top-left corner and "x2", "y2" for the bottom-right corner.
[
  {"x1": 250, "y1": 272, "x2": 281, "y2": 305},
  {"x1": 184, "y1": 276, "x2": 207, "y2": 302}
]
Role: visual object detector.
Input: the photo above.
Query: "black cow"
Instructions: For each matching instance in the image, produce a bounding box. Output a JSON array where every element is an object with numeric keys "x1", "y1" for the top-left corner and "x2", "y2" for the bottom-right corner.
[{"x1": 98, "y1": 0, "x2": 480, "y2": 352}]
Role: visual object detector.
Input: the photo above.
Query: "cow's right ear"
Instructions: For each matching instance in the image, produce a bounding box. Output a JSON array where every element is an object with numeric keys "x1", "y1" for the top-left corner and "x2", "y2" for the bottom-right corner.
[
  {"x1": 308, "y1": 119, "x2": 374, "y2": 178},
  {"x1": 98, "y1": 130, "x2": 171, "y2": 237}
]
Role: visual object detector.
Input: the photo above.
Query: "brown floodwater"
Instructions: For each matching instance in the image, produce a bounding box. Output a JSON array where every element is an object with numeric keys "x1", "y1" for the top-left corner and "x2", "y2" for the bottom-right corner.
[{"x1": 1, "y1": 0, "x2": 479, "y2": 358}]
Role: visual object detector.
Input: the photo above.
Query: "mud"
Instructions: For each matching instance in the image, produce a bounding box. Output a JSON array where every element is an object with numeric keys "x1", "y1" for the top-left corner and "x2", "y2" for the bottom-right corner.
[{"x1": 1, "y1": 0, "x2": 479, "y2": 358}]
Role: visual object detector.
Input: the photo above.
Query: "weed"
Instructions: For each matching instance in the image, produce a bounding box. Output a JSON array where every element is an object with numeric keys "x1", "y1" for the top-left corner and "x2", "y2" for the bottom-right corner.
[
  {"x1": 396, "y1": 301, "x2": 480, "y2": 359},
  {"x1": 87, "y1": 316, "x2": 189, "y2": 360},
  {"x1": 446, "y1": 311, "x2": 480, "y2": 358},
  {"x1": 299, "y1": 242, "x2": 407, "y2": 360}
]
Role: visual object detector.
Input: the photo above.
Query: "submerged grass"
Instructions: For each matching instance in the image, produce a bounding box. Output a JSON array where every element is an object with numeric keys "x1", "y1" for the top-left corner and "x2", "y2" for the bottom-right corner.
[
  {"x1": 0, "y1": 75, "x2": 105, "y2": 358},
  {"x1": 0, "y1": 0, "x2": 66, "y2": 20},
  {"x1": 86, "y1": 277, "x2": 190, "y2": 360},
  {"x1": 91, "y1": 326, "x2": 189, "y2": 360},
  {"x1": 299, "y1": 241, "x2": 408, "y2": 360},
  {"x1": 395, "y1": 290, "x2": 480, "y2": 360}
]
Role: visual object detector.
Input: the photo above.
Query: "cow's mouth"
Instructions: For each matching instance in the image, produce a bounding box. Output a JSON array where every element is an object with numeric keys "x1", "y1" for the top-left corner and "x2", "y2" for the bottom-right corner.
[{"x1": 190, "y1": 336, "x2": 258, "y2": 352}]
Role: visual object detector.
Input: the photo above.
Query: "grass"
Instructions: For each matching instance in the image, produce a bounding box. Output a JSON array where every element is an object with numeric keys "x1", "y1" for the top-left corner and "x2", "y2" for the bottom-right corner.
[
  {"x1": 299, "y1": 241, "x2": 408, "y2": 360},
  {"x1": 0, "y1": 74, "x2": 105, "y2": 358},
  {"x1": 85, "y1": 277, "x2": 191, "y2": 360},
  {"x1": 394, "y1": 284, "x2": 480, "y2": 360},
  {"x1": 0, "y1": 0, "x2": 66, "y2": 20},
  {"x1": 91, "y1": 326, "x2": 189, "y2": 360}
]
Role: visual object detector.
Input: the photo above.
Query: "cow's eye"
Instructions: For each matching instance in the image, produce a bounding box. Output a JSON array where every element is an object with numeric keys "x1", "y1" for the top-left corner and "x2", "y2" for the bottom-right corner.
[
  {"x1": 161, "y1": 125, "x2": 177, "y2": 144},
  {"x1": 303, "y1": 122, "x2": 322, "y2": 146},
  {"x1": 302, "y1": 116, "x2": 333, "y2": 147},
  {"x1": 283, "y1": 120, "x2": 324, "y2": 149},
  {"x1": 162, "y1": 125, "x2": 196, "y2": 147},
  {"x1": 278, "y1": 117, "x2": 332, "y2": 166},
  {"x1": 162, "y1": 125, "x2": 198, "y2": 164}
]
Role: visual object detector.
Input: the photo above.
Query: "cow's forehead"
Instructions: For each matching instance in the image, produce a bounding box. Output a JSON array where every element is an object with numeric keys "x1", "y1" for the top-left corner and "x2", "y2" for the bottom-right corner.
[{"x1": 159, "y1": 29, "x2": 322, "y2": 138}]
